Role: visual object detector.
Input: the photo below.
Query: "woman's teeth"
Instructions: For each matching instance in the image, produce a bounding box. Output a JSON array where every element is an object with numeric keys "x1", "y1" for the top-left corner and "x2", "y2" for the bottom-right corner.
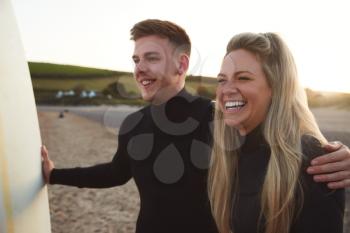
[{"x1": 225, "y1": 100, "x2": 246, "y2": 110}]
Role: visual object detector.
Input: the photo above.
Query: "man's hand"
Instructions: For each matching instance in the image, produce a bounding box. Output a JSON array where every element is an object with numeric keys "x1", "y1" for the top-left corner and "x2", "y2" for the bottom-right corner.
[
  {"x1": 307, "y1": 141, "x2": 350, "y2": 189},
  {"x1": 41, "y1": 145, "x2": 54, "y2": 184}
]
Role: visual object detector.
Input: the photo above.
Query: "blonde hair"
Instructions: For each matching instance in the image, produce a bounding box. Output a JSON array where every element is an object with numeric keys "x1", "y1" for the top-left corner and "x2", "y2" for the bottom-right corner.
[{"x1": 208, "y1": 32, "x2": 326, "y2": 233}]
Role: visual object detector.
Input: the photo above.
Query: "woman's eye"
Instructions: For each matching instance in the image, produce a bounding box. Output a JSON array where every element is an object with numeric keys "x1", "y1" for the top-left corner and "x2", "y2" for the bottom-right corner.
[{"x1": 238, "y1": 76, "x2": 250, "y2": 80}]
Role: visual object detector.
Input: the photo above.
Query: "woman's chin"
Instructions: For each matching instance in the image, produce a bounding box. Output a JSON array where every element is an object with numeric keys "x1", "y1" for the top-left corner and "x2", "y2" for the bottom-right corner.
[
  {"x1": 224, "y1": 118, "x2": 240, "y2": 127},
  {"x1": 224, "y1": 119, "x2": 247, "y2": 135}
]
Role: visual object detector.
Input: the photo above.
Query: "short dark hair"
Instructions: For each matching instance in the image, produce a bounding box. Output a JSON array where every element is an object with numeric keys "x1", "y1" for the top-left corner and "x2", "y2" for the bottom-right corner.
[{"x1": 130, "y1": 19, "x2": 191, "y2": 56}]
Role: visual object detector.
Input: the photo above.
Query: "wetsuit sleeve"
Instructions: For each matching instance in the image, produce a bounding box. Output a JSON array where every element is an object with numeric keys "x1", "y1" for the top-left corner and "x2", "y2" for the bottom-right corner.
[
  {"x1": 49, "y1": 119, "x2": 132, "y2": 188},
  {"x1": 292, "y1": 135, "x2": 345, "y2": 233}
]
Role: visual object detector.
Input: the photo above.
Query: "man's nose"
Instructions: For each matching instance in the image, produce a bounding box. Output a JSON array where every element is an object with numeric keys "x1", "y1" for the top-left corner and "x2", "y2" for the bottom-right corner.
[{"x1": 135, "y1": 60, "x2": 147, "y2": 72}]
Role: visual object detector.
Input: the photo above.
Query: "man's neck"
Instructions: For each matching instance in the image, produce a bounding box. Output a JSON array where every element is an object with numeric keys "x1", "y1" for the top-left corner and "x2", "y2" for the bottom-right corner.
[{"x1": 151, "y1": 85, "x2": 185, "y2": 105}]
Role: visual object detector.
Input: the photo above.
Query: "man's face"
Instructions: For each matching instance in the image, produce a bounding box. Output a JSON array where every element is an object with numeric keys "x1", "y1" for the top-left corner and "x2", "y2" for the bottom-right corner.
[{"x1": 132, "y1": 35, "x2": 182, "y2": 104}]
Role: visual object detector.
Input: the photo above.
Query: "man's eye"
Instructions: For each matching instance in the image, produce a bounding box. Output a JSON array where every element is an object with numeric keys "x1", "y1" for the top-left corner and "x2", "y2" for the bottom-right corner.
[
  {"x1": 147, "y1": 57, "x2": 160, "y2": 62},
  {"x1": 133, "y1": 58, "x2": 140, "y2": 64},
  {"x1": 217, "y1": 79, "x2": 226, "y2": 84}
]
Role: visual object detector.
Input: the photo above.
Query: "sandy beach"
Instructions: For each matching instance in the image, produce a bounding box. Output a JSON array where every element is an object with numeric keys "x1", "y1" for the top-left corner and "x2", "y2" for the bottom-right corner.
[
  {"x1": 38, "y1": 108, "x2": 349, "y2": 233},
  {"x1": 39, "y1": 112, "x2": 139, "y2": 233}
]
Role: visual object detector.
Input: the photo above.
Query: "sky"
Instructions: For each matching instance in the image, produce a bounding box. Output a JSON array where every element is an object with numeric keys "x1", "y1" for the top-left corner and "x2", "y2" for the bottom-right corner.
[{"x1": 11, "y1": 0, "x2": 350, "y2": 93}]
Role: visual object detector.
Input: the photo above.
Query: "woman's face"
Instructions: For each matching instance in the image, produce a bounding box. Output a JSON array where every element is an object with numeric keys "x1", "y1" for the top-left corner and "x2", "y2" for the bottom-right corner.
[{"x1": 216, "y1": 49, "x2": 272, "y2": 135}]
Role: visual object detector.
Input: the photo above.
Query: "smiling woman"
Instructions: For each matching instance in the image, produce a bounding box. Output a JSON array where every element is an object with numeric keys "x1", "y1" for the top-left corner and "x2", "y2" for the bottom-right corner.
[
  {"x1": 208, "y1": 32, "x2": 345, "y2": 233},
  {"x1": 216, "y1": 49, "x2": 272, "y2": 136}
]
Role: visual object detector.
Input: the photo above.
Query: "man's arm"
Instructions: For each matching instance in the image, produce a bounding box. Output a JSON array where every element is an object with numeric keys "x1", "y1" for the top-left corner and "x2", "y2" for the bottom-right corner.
[
  {"x1": 307, "y1": 142, "x2": 350, "y2": 189},
  {"x1": 41, "y1": 144, "x2": 131, "y2": 188}
]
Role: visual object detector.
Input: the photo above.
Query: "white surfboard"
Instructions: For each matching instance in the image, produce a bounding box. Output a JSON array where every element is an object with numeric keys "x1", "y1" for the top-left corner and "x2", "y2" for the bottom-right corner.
[{"x1": 0, "y1": 0, "x2": 52, "y2": 232}]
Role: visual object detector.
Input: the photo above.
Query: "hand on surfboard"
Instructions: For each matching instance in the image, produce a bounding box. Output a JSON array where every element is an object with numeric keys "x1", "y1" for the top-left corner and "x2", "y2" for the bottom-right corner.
[{"x1": 41, "y1": 145, "x2": 55, "y2": 184}]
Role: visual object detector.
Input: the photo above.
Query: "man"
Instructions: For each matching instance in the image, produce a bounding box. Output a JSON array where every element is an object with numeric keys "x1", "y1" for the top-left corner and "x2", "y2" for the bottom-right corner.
[{"x1": 42, "y1": 19, "x2": 350, "y2": 233}]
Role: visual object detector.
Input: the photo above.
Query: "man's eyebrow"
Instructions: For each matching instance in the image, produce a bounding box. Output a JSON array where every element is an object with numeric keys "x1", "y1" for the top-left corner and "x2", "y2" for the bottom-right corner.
[
  {"x1": 132, "y1": 52, "x2": 160, "y2": 60},
  {"x1": 144, "y1": 52, "x2": 160, "y2": 57},
  {"x1": 217, "y1": 73, "x2": 226, "y2": 78}
]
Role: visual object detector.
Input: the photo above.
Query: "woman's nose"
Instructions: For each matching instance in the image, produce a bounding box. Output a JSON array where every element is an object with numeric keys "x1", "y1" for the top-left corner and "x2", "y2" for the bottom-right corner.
[{"x1": 222, "y1": 81, "x2": 238, "y2": 95}]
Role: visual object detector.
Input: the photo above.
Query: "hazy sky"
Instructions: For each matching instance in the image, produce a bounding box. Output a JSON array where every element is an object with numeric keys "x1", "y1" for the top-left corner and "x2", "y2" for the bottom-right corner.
[{"x1": 11, "y1": 0, "x2": 350, "y2": 93}]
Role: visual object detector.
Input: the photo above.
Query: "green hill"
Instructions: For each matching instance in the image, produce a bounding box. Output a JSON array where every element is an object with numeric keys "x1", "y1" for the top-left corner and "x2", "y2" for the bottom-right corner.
[
  {"x1": 28, "y1": 62, "x2": 217, "y2": 105},
  {"x1": 29, "y1": 62, "x2": 127, "y2": 79}
]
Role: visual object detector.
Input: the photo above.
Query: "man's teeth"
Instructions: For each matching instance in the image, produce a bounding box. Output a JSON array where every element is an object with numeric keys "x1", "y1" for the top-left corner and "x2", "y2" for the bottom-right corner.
[
  {"x1": 141, "y1": 80, "x2": 153, "y2": 86},
  {"x1": 225, "y1": 101, "x2": 246, "y2": 109}
]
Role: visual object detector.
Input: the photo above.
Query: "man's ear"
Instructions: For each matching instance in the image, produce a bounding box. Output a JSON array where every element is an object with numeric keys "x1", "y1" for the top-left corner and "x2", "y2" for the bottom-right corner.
[{"x1": 178, "y1": 54, "x2": 189, "y2": 75}]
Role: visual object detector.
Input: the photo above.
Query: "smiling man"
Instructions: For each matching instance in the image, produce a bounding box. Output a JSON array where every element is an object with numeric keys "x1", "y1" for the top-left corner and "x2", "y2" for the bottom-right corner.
[
  {"x1": 41, "y1": 19, "x2": 350, "y2": 233},
  {"x1": 132, "y1": 34, "x2": 188, "y2": 104}
]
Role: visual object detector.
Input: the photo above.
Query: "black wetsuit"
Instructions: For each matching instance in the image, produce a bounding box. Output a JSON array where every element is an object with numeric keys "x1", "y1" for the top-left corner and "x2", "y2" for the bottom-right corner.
[
  {"x1": 231, "y1": 126, "x2": 345, "y2": 233},
  {"x1": 50, "y1": 89, "x2": 218, "y2": 233}
]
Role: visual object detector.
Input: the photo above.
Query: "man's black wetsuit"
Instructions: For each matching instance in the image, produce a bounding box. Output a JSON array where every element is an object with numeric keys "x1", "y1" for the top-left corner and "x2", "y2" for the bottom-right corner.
[{"x1": 50, "y1": 89, "x2": 218, "y2": 233}]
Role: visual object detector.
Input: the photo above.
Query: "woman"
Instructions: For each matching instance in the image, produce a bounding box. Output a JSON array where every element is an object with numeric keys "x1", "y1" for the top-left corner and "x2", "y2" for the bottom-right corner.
[{"x1": 208, "y1": 32, "x2": 345, "y2": 233}]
